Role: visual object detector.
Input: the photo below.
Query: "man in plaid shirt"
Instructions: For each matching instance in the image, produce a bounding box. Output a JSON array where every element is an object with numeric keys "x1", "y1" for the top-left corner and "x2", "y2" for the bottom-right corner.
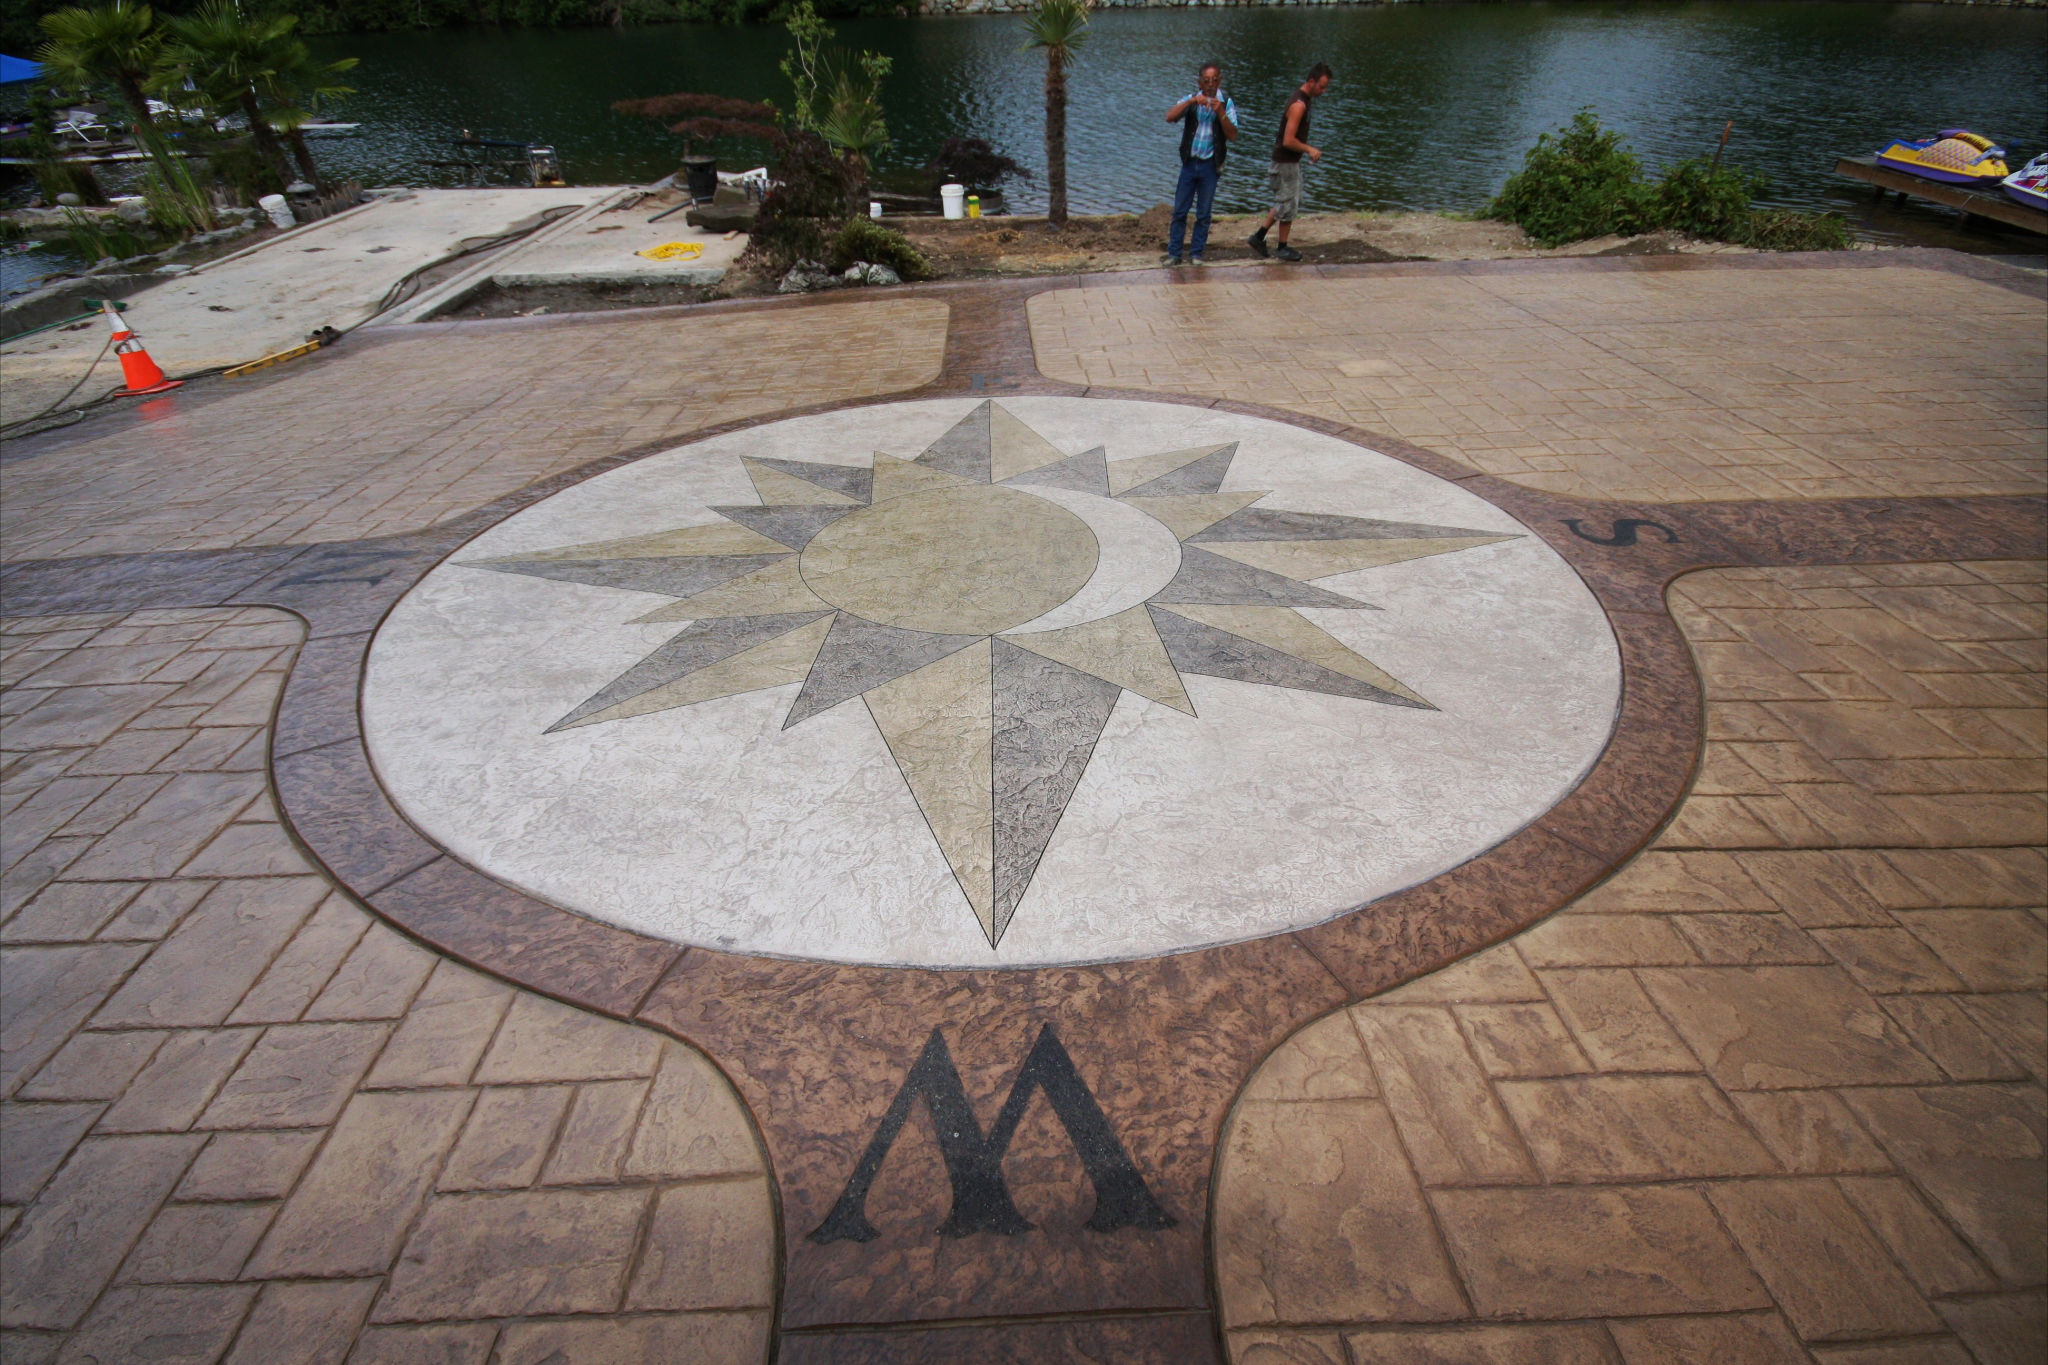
[{"x1": 1164, "y1": 62, "x2": 1239, "y2": 266}]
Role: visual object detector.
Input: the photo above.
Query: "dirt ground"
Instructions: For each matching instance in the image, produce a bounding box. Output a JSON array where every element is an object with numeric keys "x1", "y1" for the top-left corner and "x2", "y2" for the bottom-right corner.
[
  {"x1": 893, "y1": 206, "x2": 1752, "y2": 276},
  {"x1": 436, "y1": 207, "x2": 1756, "y2": 317}
]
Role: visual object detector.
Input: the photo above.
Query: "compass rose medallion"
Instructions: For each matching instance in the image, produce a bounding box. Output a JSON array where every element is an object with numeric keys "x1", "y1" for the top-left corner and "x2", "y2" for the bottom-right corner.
[{"x1": 459, "y1": 402, "x2": 1518, "y2": 947}]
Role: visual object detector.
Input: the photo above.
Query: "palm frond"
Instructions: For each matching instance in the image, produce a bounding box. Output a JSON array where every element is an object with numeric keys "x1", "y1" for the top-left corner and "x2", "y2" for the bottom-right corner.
[{"x1": 1021, "y1": 0, "x2": 1091, "y2": 66}]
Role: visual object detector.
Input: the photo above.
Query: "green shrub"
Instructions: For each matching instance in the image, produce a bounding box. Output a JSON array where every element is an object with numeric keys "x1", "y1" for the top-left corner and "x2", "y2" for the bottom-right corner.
[
  {"x1": 1740, "y1": 208, "x2": 1851, "y2": 252},
  {"x1": 1647, "y1": 158, "x2": 1761, "y2": 241},
  {"x1": 829, "y1": 216, "x2": 930, "y2": 280},
  {"x1": 1489, "y1": 109, "x2": 1655, "y2": 248},
  {"x1": 1492, "y1": 109, "x2": 1853, "y2": 252}
]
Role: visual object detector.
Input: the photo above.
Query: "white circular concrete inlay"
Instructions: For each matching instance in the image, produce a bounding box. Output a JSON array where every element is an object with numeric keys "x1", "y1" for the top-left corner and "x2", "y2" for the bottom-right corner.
[{"x1": 364, "y1": 397, "x2": 1621, "y2": 969}]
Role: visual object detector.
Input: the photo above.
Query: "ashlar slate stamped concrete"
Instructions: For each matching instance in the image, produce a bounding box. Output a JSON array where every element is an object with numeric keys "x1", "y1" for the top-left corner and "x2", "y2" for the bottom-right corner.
[
  {"x1": 1, "y1": 250, "x2": 2043, "y2": 1364},
  {"x1": 1217, "y1": 561, "x2": 2045, "y2": 1365},
  {"x1": 0, "y1": 608, "x2": 776, "y2": 1365}
]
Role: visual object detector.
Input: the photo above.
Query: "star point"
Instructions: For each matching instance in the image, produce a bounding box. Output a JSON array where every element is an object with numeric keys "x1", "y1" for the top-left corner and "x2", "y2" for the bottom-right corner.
[{"x1": 461, "y1": 403, "x2": 1515, "y2": 947}]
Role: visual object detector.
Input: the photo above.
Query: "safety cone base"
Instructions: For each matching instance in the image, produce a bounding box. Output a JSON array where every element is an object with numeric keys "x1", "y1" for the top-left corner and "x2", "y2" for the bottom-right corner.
[{"x1": 115, "y1": 376, "x2": 184, "y2": 397}]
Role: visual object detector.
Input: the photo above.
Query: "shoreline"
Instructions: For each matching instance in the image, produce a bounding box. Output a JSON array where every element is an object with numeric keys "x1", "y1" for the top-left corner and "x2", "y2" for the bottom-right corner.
[{"x1": 434, "y1": 204, "x2": 1786, "y2": 319}]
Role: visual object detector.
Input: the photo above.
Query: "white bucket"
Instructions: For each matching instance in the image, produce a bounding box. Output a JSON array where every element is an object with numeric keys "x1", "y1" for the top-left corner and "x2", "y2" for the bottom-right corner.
[
  {"x1": 940, "y1": 183, "x2": 966, "y2": 220},
  {"x1": 258, "y1": 193, "x2": 296, "y2": 230},
  {"x1": 869, "y1": 201, "x2": 883, "y2": 220}
]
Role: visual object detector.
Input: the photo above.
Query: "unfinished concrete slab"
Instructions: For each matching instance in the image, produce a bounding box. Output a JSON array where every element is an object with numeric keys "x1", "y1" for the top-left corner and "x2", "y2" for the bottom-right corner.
[{"x1": 1, "y1": 187, "x2": 598, "y2": 418}]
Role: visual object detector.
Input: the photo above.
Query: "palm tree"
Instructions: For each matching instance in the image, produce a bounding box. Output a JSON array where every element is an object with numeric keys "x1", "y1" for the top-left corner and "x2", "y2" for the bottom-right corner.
[
  {"x1": 815, "y1": 56, "x2": 889, "y2": 203},
  {"x1": 161, "y1": 4, "x2": 353, "y2": 191},
  {"x1": 254, "y1": 35, "x2": 356, "y2": 192},
  {"x1": 1022, "y1": 0, "x2": 1089, "y2": 228},
  {"x1": 163, "y1": 1, "x2": 294, "y2": 186},
  {"x1": 36, "y1": 1, "x2": 165, "y2": 140}
]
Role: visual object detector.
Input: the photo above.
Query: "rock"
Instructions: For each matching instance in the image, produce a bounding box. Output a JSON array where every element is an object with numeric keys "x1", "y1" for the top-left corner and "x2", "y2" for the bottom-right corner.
[
  {"x1": 188, "y1": 223, "x2": 255, "y2": 247},
  {"x1": 55, "y1": 193, "x2": 81, "y2": 207},
  {"x1": 686, "y1": 203, "x2": 755, "y2": 233},
  {"x1": 154, "y1": 263, "x2": 194, "y2": 276},
  {"x1": 842, "y1": 261, "x2": 901, "y2": 286},
  {"x1": 778, "y1": 260, "x2": 838, "y2": 294},
  {"x1": 113, "y1": 198, "x2": 149, "y2": 224}
]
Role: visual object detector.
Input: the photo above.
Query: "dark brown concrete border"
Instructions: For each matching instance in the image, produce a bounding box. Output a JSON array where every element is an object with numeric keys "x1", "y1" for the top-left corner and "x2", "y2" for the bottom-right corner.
[{"x1": 2, "y1": 249, "x2": 2041, "y2": 1362}]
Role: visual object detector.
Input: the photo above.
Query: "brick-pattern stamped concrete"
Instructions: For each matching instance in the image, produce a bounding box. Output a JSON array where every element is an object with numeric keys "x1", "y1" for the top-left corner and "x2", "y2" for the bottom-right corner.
[
  {"x1": 2, "y1": 297, "x2": 948, "y2": 564},
  {"x1": 1032, "y1": 260, "x2": 2047, "y2": 505},
  {"x1": 0, "y1": 609, "x2": 775, "y2": 1365}
]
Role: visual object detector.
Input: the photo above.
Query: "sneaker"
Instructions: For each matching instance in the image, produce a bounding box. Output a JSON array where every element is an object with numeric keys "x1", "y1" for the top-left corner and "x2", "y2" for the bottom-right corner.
[
  {"x1": 1189, "y1": 254, "x2": 1207, "y2": 266},
  {"x1": 1275, "y1": 244, "x2": 1303, "y2": 262},
  {"x1": 1164, "y1": 254, "x2": 1183, "y2": 267},
  {"x1": 1247, "y1": 229, "x2": 1269, "y2": 258}
]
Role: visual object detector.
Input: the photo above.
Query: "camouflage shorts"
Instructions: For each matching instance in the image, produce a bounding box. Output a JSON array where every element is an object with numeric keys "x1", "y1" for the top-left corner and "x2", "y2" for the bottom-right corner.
[{"x1": 1267, "y1": 161, "x2": 1304, "y2": 221}]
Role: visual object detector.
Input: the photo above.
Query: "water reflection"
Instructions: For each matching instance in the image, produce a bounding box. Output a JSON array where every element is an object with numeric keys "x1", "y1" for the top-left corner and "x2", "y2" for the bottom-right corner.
[{"x1": 288, "y1": 3, "x2": 2048, "y2": 249}]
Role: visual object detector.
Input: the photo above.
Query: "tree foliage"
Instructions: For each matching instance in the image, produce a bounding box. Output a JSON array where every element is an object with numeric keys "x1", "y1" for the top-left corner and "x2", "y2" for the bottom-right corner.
[
  {"x1": 163, "y1": 1, "x2": 356, "y2": 190},
  {"x1": 6, "y1": 0, "x2": 907, "y2": 53},
  {"x1": 36, "y1": 0, "x2": 164, "y2": 134},
  {"x1": 778, "y1": 0, "x2": 890, "y2": 186}
]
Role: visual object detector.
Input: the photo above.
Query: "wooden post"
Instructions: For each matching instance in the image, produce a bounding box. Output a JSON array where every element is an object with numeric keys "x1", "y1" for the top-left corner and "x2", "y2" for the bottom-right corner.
[{"x1": 1711, "y1": 120, "x2": 1733, "y2": 170}]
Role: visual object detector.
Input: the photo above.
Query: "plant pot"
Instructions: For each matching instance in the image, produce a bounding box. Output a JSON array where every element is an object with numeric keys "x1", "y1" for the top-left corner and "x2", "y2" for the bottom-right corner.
[{"x1": 681, "y1": 155, "x2": 718, "y2": 204}]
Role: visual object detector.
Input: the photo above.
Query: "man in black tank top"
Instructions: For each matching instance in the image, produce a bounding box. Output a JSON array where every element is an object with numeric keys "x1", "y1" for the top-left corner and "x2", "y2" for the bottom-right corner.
[{"x1": 1248, "y1": 63, "x2": 1332, "y2": 263}]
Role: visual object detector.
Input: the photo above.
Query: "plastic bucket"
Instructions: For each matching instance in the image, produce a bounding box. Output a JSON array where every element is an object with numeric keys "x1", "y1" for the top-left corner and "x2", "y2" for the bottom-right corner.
[
  {"x1": 940, "y1": 183, "x2": 966, "y2": 220},
  {"x1": 258, "y1": 193, "x2": 295, "y2": 230},
  {"x1": 869, "y1": 201, "x2": 883, "y2": 219}
]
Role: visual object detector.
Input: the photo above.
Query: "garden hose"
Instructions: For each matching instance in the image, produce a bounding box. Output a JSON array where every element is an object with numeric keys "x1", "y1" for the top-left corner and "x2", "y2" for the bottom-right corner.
[
  {"x1": 1, "y1": 201, "x2": 582, "y2": 440},
  {"x1": 0, "y1": 332, "x2": 118, "y2": 438}
]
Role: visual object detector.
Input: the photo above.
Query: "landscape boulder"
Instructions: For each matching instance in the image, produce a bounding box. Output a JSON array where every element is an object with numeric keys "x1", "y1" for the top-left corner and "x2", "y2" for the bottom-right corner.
[
  {"x1": 842, "y1": 261, "x2": 900, "y2": 286},
  {"x1": 778, "y1": 260, "x2": 839, "y2": 294}
]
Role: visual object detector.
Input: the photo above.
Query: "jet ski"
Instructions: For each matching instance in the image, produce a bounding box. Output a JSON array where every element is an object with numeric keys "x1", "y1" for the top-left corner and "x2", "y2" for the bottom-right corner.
[
  {"x1": 1875, "y1": 130, "x2": 2010, "y2": 186},
  {"x1": 2003, "y1": 153, "x2": 2048, "y2": 211}
]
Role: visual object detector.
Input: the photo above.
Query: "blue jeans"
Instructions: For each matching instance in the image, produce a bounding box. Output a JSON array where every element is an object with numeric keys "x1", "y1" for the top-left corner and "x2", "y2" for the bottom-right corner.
[{"x1": 1170, "y1": 158, "x2": 1220, "y2": 258}]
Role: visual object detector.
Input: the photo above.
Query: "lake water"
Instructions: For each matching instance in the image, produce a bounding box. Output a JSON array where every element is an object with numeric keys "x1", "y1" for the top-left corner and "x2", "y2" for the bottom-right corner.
[{"x1": 294, "y1": 2, "x2": 2047, "y2": 247}]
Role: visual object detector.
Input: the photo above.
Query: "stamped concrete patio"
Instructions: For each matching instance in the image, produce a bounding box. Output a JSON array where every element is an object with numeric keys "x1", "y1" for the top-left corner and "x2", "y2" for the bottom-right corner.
[{"x1": 1, "y1": 248, "x2": 2041, "y2": 1365}]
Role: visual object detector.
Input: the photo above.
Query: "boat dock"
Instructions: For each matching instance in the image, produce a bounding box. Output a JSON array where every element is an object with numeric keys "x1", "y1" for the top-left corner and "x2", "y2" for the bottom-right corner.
[
  {"x1": 0, "y1": 149, "x2": 158, "y2": 167},
  {"x1": 1835, "y1": 155, "x2": 2047, "y2": 236}
]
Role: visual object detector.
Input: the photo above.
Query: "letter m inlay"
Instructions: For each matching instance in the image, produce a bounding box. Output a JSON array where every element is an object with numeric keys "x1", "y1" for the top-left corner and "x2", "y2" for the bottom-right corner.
[{"x1": 809, "y1": 1024, "x2": 1175, "y2": 1243}]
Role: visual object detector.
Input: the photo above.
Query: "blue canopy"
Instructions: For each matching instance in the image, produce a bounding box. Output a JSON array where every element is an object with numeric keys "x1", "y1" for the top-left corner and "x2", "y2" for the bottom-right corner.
[{"x1": 2, "y1": 55, "x2": 45, "y2": 85}]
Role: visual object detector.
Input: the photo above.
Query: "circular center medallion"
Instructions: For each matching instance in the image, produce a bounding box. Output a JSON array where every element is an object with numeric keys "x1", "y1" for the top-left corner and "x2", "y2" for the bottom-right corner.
[
  {"x1": 801, "y1": 485, "x2": 1098, "y2": 635},
  {"x1": 364, "y1": 398, "x2": 1620, "y2": 969}
]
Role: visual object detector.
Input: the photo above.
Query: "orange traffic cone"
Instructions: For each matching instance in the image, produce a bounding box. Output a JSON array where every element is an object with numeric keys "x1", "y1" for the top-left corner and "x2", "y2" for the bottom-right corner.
[{"x1": 103, "y1": 302, "x2": 182, "y2": 397}]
